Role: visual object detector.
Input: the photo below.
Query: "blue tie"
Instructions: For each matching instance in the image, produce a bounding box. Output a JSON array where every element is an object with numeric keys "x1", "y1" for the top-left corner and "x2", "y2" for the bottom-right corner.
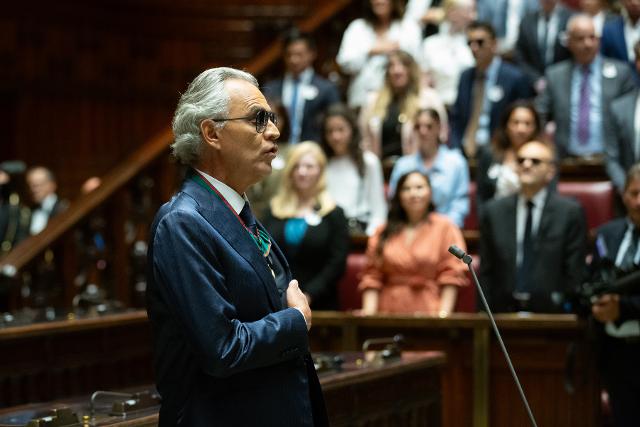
[
  {"x1": 289, "y1": 78, "x2": 300, "y2": 144},
  {"x1": 239, "y1": 202, "x2": 257, "y2": 235},
  {"x1": 516, "y1": 200, "x2": 535, "y2": 293}
]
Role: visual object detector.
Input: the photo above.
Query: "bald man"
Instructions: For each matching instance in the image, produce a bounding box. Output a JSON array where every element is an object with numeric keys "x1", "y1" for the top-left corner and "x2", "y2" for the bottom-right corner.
[{"x1": 535, "y1": 14, "x2": 635, "y2": 159}]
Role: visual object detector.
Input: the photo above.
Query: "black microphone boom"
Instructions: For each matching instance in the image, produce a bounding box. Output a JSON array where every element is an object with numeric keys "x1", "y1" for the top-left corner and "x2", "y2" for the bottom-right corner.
[{"x1": 448, "y1": 245, "x2": 539, "y2": 427}]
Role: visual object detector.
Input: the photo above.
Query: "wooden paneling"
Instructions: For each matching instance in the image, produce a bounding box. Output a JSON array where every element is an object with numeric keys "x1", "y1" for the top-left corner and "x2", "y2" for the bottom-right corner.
[{"x1": 1, "y1": 0, "x2": 353, "y2": 199}]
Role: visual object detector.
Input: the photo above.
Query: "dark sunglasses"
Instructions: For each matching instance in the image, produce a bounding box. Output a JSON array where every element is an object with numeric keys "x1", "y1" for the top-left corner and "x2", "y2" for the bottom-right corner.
[
  {"x1": 212, "y1": 109, "x2": 277, "y2": 133},
  {"x1": 467, "y1": 38, "x2": 486, "y2": 47},
  {"x1": 517, "y1": 156, "x2": 549, "y2": 166}
]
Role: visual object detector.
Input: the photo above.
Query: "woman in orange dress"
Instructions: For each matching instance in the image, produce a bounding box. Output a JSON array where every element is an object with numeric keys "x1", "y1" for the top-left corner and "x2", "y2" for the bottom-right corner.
[{"x1": 359, "y1": 170, "x2": 468, "y2": 316}]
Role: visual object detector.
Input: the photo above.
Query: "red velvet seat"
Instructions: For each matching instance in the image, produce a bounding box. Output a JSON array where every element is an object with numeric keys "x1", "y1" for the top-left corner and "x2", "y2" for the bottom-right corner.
[{"x1": 557, "y1": 181, "x2": 614, "y2": 231}]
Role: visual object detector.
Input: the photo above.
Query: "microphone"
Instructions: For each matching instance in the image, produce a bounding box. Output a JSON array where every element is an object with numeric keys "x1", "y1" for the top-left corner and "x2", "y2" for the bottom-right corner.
[{"x1": 448, "y1": 245, "x2": 539, "y2": 427}]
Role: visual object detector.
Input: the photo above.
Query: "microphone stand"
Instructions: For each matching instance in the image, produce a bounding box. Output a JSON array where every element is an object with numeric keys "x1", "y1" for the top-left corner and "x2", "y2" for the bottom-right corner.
[{"x1": 449, "y1": 245, "x2": 538, "y2": 427}]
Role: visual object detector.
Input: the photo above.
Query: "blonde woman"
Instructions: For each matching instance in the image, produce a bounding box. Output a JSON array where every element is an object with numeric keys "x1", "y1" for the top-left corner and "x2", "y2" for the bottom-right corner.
[
  {"x1": 359, "y1": 49, "x2": 447, "y2": 160},
  {"x1": 262, "y1": 142, "x2": 349, "y2": 310}
]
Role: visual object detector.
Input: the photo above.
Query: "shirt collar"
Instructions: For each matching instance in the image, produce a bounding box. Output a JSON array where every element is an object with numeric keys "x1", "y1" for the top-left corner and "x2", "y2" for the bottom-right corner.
[
  {"x1": 519, "y1": 187, "x2": 548, "y2": 208},
  {"x1": 286, "y1": 67, "x2": 314, "y2": 84},
  {"x1": 195, "y1": 168, "x2": 246, "y2": 214},
  {"x1": 40, "y1": 194, "x2": 58, "y2": 212}
]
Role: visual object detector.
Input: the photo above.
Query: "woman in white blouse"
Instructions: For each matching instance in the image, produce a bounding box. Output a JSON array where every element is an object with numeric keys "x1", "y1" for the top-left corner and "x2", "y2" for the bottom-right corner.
[
  {"x1": 337, "y1": 0, "x2": 423, "y2": 109},
  {"x1": 421, "y1": 0, "x2": 475, "y2": 107},
  {"x1": 320, "y1": 104, "x2": 387, "y2": 236}
]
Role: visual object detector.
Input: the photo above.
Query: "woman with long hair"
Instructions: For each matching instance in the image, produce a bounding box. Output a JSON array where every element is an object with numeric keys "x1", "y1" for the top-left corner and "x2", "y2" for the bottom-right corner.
[
  {"x1": 320, "y1": 104, "x2": 387, "y2": 236},
  {"x1": 360, "y1": 49, "x2": 447, "y2": 159},
  {"x1": 337, "y1": 0, "x2": 423, "y2": 109},
  {"x1": 388, "y1": 108, "x2": 469, "y2": 227},
  {"x1": 359, "y1": 170, "x2": 468, "y2": 315},
  {"x1": 476, "y1": 100, "x2": 542, "y2": 211},
  {"x1": 262, "y1": 142, "x2": 349, "y2": 310}
]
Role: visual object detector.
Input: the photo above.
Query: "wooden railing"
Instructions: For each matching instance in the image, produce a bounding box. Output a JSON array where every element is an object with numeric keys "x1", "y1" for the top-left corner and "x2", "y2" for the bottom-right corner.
[{"x1": 0, "y1": 0, "x2": 353, "y2": 315}]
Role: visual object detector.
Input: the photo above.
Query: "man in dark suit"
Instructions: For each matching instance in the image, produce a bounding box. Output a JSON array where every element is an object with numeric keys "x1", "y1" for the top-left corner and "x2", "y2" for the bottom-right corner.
[
  {"x1": 146, "y1": 67, "x2": 328, "y2": 426},
  {"x1": 514, "y1": 0, "x2": 573, "y2": 92},
  {"x1": 262, "y1": 29, "x2": 340, "y2": 144},
  {"x1": 590, "y1": 164, "x2": 640, "y2": 427},
  {"x1": 536, "y1": 14, "x2": 636, "y2": 159},
  {"x1": 600, "y1": 0, "x2": 640, "y2": 73},
  {"x1": 450, "y1": 21, "x2": 534, "y2": 157},
  {"x1": 25, "y1": 166, "x2": 68, "y2": 235},
  {"x1": 608, "y1": 40, "x2": 640, "y2": 194},
  {"x1": 480, "y1": 140, "x2": 587, "y2": 313}
]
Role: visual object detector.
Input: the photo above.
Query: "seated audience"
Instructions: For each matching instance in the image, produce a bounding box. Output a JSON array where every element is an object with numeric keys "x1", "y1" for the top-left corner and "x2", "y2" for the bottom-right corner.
[
  {"x1": 26, "y1": 166, "x2": 68, "y2": 235},
  {"x1": 607, "y1": 40, "x2": 640, "y2": 194},
  {"x1": 389, "y1": 108, "x2": 469, "y2": 227},
  {"x1": 476, "y1": 100, "x2": 542, "y2": 211},
  {"x1": 337, "y1": 0, "x2": 422, "y2": 109},
  {"x1": 535, "y1": 14, "x2": 635, "y2": 159},
  {"x1": 262, "y1": 28, "x2": 340, "y2": 144},
  {"x1": 262, "y1": 142, "x2": 349, "y2": 311},
  {"x1": 359, "y1": 170, "x2": 468, "y2": 315},
  {"x1": 514, "y1": 0, "x2": 573, "y2": 93},
  {"x1": 450, "y1": 21, "x2": 534, "y2": 158},
  {"x1": 479, "y1": 140, "x2": 587, "y2": 313},
  {"x1": 320, "y1": 104, "x2": 387, "y2": 236},
  {"x1": 360, "y1": 49, "x2": 447, "y2": 159},
  {"x1": 590, "y1": 163, "x2": 640, "y2": 427}
]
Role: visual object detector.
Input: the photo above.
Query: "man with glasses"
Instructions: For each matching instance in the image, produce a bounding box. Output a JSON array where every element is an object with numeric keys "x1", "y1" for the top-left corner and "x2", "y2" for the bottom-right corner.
[
  {"x1": 479, "y1": 140, "x2": 587, "y2": 312},
  {"x1": 146, "y1": 67, "x2": 328, "y2": 426},
  {"x1": 450, "y1": 21, "x2": 534, "y2": 157}
]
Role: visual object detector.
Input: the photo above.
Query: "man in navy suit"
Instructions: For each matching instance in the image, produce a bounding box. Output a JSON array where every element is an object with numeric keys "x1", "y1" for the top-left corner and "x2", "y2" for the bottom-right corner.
[
  {"x1": 514, "y1": 0, "x2": 573, "y2": 92},
  {"x1": 600, "y1": 0, "x2": 640, "y2": 71},
  {"x1": 146, "y1": 67, "x2": 328, "y2": 426},
  {"x1": 450, "y1": 21, "x2": 534, "y2": 157},
  {"x1": 262, "y1": 29, "x2": 340, "y2": 144},
  {"x1": 590, "y1": 164, "x2": 640, "y2": 427}
]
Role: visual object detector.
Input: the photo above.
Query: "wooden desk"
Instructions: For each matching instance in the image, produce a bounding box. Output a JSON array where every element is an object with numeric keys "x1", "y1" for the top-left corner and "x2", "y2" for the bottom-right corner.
[
  {"x1": 0, "y1": 352, "x2": 445, "y2": 427},
  {"x1": 310, "y1": 312, "x2": 600, "y2": 427}
]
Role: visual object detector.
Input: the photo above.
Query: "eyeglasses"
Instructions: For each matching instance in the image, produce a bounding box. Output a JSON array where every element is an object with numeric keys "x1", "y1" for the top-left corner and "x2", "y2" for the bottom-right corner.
[
  {"x1": 211, "y1": 109, "x2": 277, "y2": 133},
  {"x1": 517, "y1": 156, "x2": 550, "y2": 166},
  {"x1": 467, "y1": 38, "x2": 486, "y2": 48}
]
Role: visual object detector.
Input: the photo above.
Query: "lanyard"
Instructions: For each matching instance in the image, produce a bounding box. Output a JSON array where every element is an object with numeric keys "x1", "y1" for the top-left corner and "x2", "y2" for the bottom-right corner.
[{"x1": 192, "y1": 173, "x2": 272, "y2": 258}]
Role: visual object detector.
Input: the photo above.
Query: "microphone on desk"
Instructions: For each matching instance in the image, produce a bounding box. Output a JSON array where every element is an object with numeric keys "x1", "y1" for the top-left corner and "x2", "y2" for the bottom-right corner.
[{"x1": 448, "y1": 245, "x2": 539, "y2": 427}]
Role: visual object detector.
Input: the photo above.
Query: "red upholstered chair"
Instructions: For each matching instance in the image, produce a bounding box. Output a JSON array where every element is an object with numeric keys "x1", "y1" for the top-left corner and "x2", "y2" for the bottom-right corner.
[
  {"x1": 338, "y1": 252, "x2": 367, "y2": 311},
  {"x1": 557, "y1": 181, "x2": 615, "y2": 231}
]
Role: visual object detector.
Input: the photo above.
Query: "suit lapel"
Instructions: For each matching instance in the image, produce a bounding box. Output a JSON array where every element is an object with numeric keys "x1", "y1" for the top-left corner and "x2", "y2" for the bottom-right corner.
[
  {"x1": 182, "y1": 179, "x2": 282, "y2": 310},
  {"x1": 504, "y1": 196, "x2": 518, "y2": 268}
]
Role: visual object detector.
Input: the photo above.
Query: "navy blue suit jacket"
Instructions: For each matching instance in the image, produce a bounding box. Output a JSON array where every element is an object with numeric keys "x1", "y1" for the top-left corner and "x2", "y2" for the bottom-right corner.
[
  {"x1": 601, "y1": 16, "x2": 629, "y2": 62},
  {"x1": 263, "y1": 72, "x2": 340, "y2": 143},
  {"x1": 146, "y1": 176, "x2": 327, "y2": 426},
  {"x1": 450, "y1": 61, "x2": 534, "y2": 151}
]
